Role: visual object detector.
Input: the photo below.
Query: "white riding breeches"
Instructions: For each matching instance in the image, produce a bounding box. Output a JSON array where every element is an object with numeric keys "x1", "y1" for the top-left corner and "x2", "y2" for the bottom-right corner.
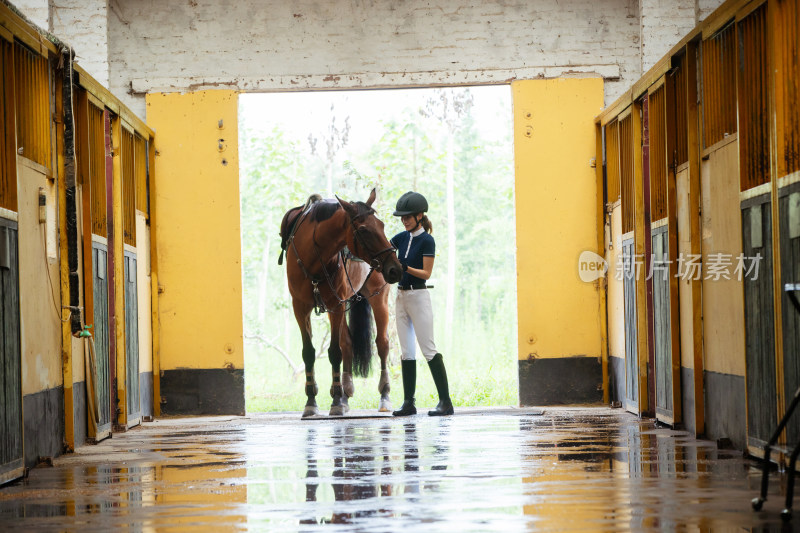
[{"x1": 395, "y1": 289, "x2": 437, "y2": 361}]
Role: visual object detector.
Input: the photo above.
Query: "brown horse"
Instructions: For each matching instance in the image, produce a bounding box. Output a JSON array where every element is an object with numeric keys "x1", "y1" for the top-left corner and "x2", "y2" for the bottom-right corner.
[{"x1": 279, "y1": 189, "x2": 403, "y2": 417}]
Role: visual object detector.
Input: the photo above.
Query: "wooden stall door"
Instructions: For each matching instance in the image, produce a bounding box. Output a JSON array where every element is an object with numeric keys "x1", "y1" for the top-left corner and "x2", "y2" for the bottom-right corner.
[
  {"x1": 652, "y1": 226, "x2": 675, "y2": 420},
  {"x1": 742, "y1": 196, "x2": 776, "y2": 449},
  {"x1": 0, "y1": 220, "x2": 22, "y2": 485},
  {"x1": 623, "y1": 238, "x2": 639, "y2": 413},
  {"x1": 780, "y1": 186, "x2": 800, "y2": 444},
  {"x1": 125, "y1": 251, "x2": 140, "y2": 425},
  {"x1": 92, "y1": 242, "x2": 112, "y2": 440}
]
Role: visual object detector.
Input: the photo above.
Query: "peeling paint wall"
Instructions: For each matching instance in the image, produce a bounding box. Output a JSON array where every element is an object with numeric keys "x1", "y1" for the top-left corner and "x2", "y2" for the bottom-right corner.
[
  {"x1": 50, "y1": 0, "x2": 109, "y2": 87},
  {"x1": 696, "y1": 0, "x2": 725, "y2": 23},
  {"x1": 12, "y1": 0, "x2": 729, "y2": 116},
  {"x1": 12, "y1": 0, "x2": 48, "y2": 29},
  {"x1": 640, "y1": 0, "x2": 696, "y2": 72},
  {"x1": 105, "y1": 0, "x2": 643, "y2": 116}
]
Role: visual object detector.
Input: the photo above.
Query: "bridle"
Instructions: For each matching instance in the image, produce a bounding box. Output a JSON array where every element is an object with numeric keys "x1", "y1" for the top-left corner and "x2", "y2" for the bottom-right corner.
[
  {"x1": 290, "y1": 206, "x2": 397, "y2": 315},
  {"x1": 348, "y1": 209, "x2": 397, "y2": 272}
]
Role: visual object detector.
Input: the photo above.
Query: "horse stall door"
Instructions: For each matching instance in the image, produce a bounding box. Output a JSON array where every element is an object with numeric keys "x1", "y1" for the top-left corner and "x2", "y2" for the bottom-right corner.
[
  {"x1": 0, "y1": 221, "x2": 23, "y2": 485},
  {"x1": 649, "y1": 82, "x2": 679, "y2": 425},
  {"x1": 623, "y1": 238, "x2": 639, "y2": 413},
  {"x1": 738, "y1": 4, "x2": 776, "y2": 453},
  {"x1": 92, "y1": 242, "x2": 112, "y2": 441},
  {"x1": 125, "y1": 252, "x2": 140, "y2": 426},
  {"x1": 742, "y1": 196, "x2": 776, "y2": 450},
  {"x1": 652, "y1": 226, "x2": 674, "y2": 421},
  {"x1": 780, "y1": 187, "x2": 800, "y2": 446}
]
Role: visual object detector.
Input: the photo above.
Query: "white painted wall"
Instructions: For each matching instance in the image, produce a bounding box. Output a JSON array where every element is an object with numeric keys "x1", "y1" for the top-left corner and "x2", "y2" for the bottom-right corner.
[
  {"x1": 12, "y1": 0, "x2": 728, "y2": 116},
  {"x1": 107, "y1": 0, "x2": 644, "y2": 116},
  {"x1": 11, "y1": 0, "x2": 48, "y2": 30},
  {"x1": 51, "y1": 0, "x2": 109, "y2": 87},
  {"x1": 640, "y1": 0, "x2": 696, "y2": 72}
]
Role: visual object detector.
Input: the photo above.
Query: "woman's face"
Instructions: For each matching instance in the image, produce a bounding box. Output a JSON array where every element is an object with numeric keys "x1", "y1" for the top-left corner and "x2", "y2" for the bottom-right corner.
[{"x1": 401, "y1": 213, "x2": 421, "y2": 231}]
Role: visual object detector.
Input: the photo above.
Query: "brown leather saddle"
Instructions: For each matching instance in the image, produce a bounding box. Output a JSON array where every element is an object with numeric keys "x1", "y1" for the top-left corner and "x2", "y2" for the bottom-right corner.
[{"x1": 278, "y1": 194, "x2": 322, "y2": 265}]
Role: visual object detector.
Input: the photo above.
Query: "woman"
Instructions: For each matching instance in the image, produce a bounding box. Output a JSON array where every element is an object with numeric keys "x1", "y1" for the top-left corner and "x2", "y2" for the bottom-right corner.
[{"x1": 390, "y1": 191, "x2": 454, "y2": 417}]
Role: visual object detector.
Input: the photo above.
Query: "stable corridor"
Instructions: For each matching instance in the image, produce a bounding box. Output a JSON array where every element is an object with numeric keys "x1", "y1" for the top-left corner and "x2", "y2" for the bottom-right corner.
[{"x1": 0, "y1": 408, "x2": 786, "y2": 530}]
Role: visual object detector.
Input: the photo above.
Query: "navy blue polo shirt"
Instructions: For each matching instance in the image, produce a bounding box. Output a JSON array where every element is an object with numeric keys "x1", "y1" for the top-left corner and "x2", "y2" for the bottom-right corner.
[{"x1": 391, "y1": 229, "x2": 435, "y2": 286}]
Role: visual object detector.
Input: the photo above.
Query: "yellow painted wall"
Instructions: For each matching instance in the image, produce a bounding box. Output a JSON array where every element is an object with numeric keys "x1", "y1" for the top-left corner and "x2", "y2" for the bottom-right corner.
[
  {"x1": 700, "y1": 139, "x2": 745, "y2": 376},
  {"x1": 512, "y1": 78, "x2": 604, "y2": 361},
  {"x1": 146, "y1": 91, "x2": 243, "y2": 371},
  {"x1": 18, "y1": 158, "x2": 63, "y2": 395}
]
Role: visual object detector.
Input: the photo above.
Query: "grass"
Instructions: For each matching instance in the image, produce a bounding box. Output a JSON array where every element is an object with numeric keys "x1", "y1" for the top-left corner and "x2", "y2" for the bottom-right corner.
[{"x1": 244, "y1": 342, "x2": 518, "y2": 413}]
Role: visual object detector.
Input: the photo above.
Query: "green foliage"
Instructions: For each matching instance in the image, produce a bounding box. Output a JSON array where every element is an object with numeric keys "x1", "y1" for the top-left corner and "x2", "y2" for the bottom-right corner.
[{"x1": 239, "y1": 88, "x2": 518, "y2": 413}]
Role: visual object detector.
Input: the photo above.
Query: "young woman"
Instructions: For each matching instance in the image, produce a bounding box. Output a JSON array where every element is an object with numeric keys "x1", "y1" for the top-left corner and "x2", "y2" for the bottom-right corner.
[{"x1": 390, "y1": 191, "x2": 454, "y2": 416}]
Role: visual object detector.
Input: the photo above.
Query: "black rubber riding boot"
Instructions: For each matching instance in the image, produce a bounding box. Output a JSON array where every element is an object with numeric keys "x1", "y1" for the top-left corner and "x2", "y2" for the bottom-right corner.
[
  {"x1": 427, "y1": 354, "x2": 454, "y2": 416},
  {"x1": 393, "y1": 360, "x2": 417, "y2": 417}
]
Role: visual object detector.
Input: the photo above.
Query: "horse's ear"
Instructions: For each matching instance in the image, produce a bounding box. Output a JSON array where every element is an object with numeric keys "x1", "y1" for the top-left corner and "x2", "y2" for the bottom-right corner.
[
  {"x1": 366, "y1": 188, "x2": 376, "y2": 207},
  {"x1": 335, "y1": 195, "x2": 356, "y2": 216}
]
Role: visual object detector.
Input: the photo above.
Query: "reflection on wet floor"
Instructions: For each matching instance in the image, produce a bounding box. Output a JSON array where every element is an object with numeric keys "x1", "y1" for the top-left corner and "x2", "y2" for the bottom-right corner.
[{"x1": 0, "y1": 407, "x2": 792, "y2": 531}]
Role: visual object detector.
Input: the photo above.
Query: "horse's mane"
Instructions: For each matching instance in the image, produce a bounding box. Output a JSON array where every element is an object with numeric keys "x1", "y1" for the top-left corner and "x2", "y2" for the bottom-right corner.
[{"x1": 310, "y1": 199, "x2": 374, "y2": 223}]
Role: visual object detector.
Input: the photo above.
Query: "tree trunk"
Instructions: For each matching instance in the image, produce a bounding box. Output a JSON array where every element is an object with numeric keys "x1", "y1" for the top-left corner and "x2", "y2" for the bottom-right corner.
[
  {"x1": 257, "y1": 235, "x2": 271, "y2": 325},
  {"x1": 445, "y1": 134, "x2": 456, "y2": 355}
]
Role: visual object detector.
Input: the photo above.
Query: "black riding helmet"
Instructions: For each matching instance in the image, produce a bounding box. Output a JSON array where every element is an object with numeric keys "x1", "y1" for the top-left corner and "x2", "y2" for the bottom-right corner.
[{"x1": 393, "y1": 191, "x2": 428, "y2": 216}]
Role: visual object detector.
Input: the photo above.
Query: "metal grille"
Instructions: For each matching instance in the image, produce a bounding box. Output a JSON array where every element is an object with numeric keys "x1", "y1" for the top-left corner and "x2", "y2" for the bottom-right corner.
[
  {"x1": 702, "y1": 23, "x2": 737, "y2": 148},
  {"x1": 620, "y1": 113, "x2": 635, "y2": 234},
  {"x1": 668, "y1": 53, "x2": 689, "y2": 168},
  {"x1": 737, "y1": 3, "x2": 770, "y2": 191},
  {"x1": 121, "y1": 126, "x2": 136, "y2": 246},
  {"x1": 605, "y1": 120, "x2": 621, "y2": 203},
  {"x1": 88, "y1": 103, "x2": 106, "y2": 236},
  {"x1": 0, "y1": 39, "x2": 16, "y2": 211},
  {"x1": 13, "y1": 41, "x2": 50, "y2": 168},
  {"x1": 649, "y1": 85, "x2": 668, "y2": 221},
  {"x1": 776, "y1": 0, "x2": 800, "y2": 175},
  {"x1": 134, "y1": 134, "x2": 148, "y2": 215}
]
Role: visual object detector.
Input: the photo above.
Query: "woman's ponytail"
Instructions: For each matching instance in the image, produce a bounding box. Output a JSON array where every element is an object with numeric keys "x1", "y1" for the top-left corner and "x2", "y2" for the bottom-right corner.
[{"x1": 420, "y1": 215, "x2": 433, "y2": 234}]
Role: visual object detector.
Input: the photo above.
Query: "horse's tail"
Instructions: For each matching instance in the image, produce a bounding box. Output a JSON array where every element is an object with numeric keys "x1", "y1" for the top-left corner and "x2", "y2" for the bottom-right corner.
[{"x1": 348, "y1": 296, "x2": 373, "y2": 378}]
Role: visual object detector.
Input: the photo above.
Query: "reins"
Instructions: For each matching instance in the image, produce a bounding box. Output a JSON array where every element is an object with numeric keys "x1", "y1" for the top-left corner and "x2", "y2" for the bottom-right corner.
[{"x1": 288, "y1": 205, "x2": 396, "y2": 315}]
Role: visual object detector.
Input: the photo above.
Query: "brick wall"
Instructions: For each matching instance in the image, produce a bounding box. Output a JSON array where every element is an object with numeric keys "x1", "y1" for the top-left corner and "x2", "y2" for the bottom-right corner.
[
  {"x1": 11, "y1": 0, "x2": 728, "y2": 116},
  {"x1": 50, "y1": 0, "x2": 109, "y2": 87},
  {"x1": 640, "y1": 0, "x2": 696, "y2": 72},
  {"x1": 106, "y1": 0, "x2": 642, "y2": 116}
]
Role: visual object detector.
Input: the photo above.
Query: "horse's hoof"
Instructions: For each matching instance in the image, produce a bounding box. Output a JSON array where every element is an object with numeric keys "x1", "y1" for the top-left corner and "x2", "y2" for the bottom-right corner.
[
  {"x1": 302, "y1": 405, "x2": 319, "y2": 418},
  {"x1": 379, "y1": 398, "x2": 392, "y2": 412},
  {"x1": 342, "y1": 372, "x2": 355, "y2": 398},
  {"x1": 329, "y1": 405, "x2": 345, "y2": 416}
]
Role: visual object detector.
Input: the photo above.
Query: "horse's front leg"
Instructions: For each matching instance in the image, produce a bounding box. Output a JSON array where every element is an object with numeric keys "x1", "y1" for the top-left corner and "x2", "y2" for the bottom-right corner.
[
  {"x1": 294, "y1": 304, "x2": 319, "y2": 418},
  {"x1": 373, "y1": 289, "x2": 392, "y2": 412},
  {"x1": 328, "y1": 310, "x2": 349, "y2": 416}
]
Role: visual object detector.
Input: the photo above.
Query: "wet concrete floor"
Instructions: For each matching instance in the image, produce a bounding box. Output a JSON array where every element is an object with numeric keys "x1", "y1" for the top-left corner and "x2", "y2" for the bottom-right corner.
[{"x1": 0, "y1": 407, "x2": 794, "y2": 531}]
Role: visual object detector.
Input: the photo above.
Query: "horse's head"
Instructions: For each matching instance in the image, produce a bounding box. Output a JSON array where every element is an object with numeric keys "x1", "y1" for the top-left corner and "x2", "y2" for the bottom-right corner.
[{"x1": 336, "y1": 189, "x2": 403, "y2": 284}]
